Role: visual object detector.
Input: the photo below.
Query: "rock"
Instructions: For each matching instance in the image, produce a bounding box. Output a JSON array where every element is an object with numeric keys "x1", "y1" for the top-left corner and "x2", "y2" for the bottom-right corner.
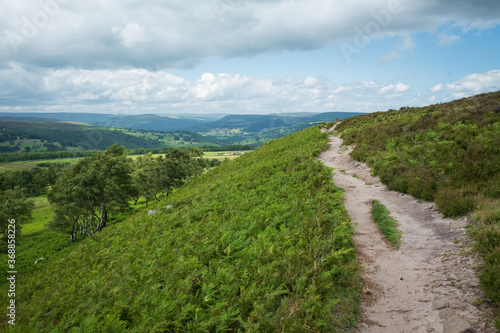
[
  {"x1": 362, "y1": 286, "x2": 372, "y2": 294},
  {"x1": 432, "y1": 296, "x2": 450, "y2": 310},
  {"x1": 443, "y1": 314, "x2": 473, "y2": 333},
  {"x1": 418, "y1": 296, "x2": 431, "y2": 302},
  {"x1": 148, "y1": 209, "x2": 159, "y2": 216},
  {"x1": 450, "y1": 273, "x2": 462, "y2": 282},
  {"x1": 461, "y1": 283, "x2": 469, "y2": 294},
  {"x1": 427, "y1": 328, "x2": 435, "y2": 333},
  {"x1": 439, "y1": 308, "x2": 454, "y2": 319},
  {"x1": 166, "y1": 205, "x2": 174, "y2": 209}
]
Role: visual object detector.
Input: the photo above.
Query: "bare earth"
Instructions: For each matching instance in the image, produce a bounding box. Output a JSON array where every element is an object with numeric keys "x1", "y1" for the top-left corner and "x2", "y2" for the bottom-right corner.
[{"x1": 318, "y1": 130, "x2": 496, "y2": 333}]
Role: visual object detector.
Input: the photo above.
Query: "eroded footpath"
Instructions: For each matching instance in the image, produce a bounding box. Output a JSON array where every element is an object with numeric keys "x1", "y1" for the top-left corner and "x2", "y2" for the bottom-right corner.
[{"x1": 318, "y1": 130, "x2": 496, "y2": 333}]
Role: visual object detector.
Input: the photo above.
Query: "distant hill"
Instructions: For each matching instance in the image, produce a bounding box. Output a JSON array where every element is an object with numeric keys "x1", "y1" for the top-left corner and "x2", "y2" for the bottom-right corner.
[
  {"x1": 0, "y1": 120, "x2": 218, "y2": 157},
  {"x1": 0, "y1": 112, "x2": 113, "y2": 124},
  {"x1": 0, "y1": 111, "x2": 364, "y2": 133},
  {"x1": 0, "y1": 112, "x2": 217, "y2": 131},
  {"x1": 97, "y1": 114, "x2": 208, "y2": 131},
  {"x1": 0, "y1": 116, "x2": 69, "y2": 123},
  {"x1": 0, "y1": 111, "x2": 365, "y2": 147},
  {"x1": 194, "y1": 112, "x2": 365, "y2": 133}
]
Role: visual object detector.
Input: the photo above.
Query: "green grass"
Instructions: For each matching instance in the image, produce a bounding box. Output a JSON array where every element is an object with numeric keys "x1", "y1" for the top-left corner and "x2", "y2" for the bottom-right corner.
[
  {"x1": 0, "y1": 151, "x2": 247, "y2": 173},
  {"x1": 0, "y1": 151, "x2": 248, "y2": 173},
  {"x1": 3, "y1": 125, "x2": 360, "y2": 332},
  {"x1": 335, "y1": 90, "x2": 500, "y2": 325},
  {"x1": 370, "y1": 200, "x2": 402, "y2": 248},
  {"x1": 0, "y1": 158, "x2": 81, "y2": 173},
  {"x1": 0, "y1": 196, "x2": 73, "y2": 292},
  {"x1": 23, "y1": 196, "x2": 54, "y2": 235}
]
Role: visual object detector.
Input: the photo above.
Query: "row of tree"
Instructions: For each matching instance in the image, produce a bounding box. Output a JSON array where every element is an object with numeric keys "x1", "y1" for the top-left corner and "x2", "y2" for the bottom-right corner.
[
  {"x1": 0, "y1": 145, "x2": 253, "y2": 163},
  {"x1": 0, "y1": 163, "x2": 70, "y2": 197},
  {"x1": 47, "y1": 145, "x2": 219, "y2": 241},
  {"x1": 0, "y1": 145, "x2": 222, "y2": 244}
]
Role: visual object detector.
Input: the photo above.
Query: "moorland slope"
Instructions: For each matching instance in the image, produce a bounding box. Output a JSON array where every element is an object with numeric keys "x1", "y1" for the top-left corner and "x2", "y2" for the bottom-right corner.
[
  {"x1": 336, "y1": 91, "x2": 500, "y2": 329},
  {"x1": 4, "y1": 125, "x2": 360, "y2": 332}
]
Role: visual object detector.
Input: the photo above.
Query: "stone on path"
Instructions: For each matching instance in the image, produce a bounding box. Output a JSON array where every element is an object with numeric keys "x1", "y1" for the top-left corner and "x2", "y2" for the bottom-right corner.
[
  {"x1": 443, "y1": 314, "x2": 473, "y2": 333},
  {"x1": 432, "y1": 296, "x2": 450, "y2": 310},
  {"x1": 439, "y1": 308, "x2": 454, "y2": 319}
]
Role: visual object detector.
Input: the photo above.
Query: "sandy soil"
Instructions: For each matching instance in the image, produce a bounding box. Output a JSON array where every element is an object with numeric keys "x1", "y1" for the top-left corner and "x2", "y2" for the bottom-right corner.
[{"x1": 318, "y1": 129, "x2": 496, "y2": 333}]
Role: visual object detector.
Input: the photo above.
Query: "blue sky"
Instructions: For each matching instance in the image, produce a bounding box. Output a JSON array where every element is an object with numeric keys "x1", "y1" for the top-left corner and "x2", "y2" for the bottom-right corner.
[{"x1": 1, "y1": 0, "x2": 499, "y2": 115}]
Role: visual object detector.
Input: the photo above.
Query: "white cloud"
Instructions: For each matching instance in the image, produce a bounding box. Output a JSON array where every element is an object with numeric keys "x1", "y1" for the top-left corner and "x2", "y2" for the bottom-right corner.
[
  {"x1": 1, "y1": 0, "x2": 499, "y2": 69},
  {"x1": 0, "y1": 64, "x2": 419, "y2": 114},
  {"x1": 379, "y1": 35, "x2": 415, "y2": 64},
  {"x1": 431, "y1": 83, "x2": 444, "y2": 92},
  {"x1": 398, "y1": 36, "x2": 416, "y2": 51},
  {"x1": 428, "y1": 70, "x2": 500, "y2": 100},
  {"x1": 446, "y1": 70, "x2": 500, "y2": 96},
  {"x1": 380, "y1": 51, "x2": 400, "y2": 64},
  {"x1": 378, "y1": 82, "x2": 410, "y2": 95},
  {"x1": 112, "y1": 22, "x2": 149, "y2": 48},
  {"x1": 437, "y1": 33, "x2": 460, "y2": 46}
]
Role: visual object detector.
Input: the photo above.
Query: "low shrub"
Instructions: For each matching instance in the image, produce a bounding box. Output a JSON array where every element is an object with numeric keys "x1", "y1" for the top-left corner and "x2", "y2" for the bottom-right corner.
[
  {"x1": 435, "y1": 186, "x2": 477, "y2": 217},
  {"x1": 479, "y1": 247, "x2": 500, "y2": 307}
]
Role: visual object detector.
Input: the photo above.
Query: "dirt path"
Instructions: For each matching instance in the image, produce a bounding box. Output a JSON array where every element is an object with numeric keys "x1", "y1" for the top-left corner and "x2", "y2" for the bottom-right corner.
[{"x1": 318, "y1": 130, "x2": 495, "y2": 333}]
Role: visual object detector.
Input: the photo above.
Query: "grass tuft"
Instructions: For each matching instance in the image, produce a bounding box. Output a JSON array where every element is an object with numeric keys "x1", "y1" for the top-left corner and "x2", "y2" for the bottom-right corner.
[{"x1": 370, "y1": 200, "x2": 402, "y2": 248}]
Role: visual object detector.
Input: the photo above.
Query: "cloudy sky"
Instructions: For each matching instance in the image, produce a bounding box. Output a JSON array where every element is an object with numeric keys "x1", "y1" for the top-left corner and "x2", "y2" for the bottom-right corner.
[{"x1": 1, "y1": 0, "x2": 499, "y2": 115}]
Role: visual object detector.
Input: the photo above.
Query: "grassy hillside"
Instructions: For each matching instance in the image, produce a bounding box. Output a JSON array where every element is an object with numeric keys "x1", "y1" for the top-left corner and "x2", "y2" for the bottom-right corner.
[
  {"x1": 336, "y1": 91, "x2": 500, "y2": 327},
  {"x1": 0, "y1": 112, "x2": 114, "y2": 124},
  {"x1": 5, "y1": 125, "x2": 359, "y2": 332},
  {"x1": 0, "y1": 120, "x2": 217, "y2": 159}
]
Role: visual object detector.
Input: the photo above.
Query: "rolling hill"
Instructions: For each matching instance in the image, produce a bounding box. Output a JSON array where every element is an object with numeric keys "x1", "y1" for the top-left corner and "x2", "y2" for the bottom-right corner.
[
  {"x1": 0, "y1": 111, "x2": 364, "y2": 133},
  {"x1": 194, "y1": 112, "x2": 365, "y2": 133}
]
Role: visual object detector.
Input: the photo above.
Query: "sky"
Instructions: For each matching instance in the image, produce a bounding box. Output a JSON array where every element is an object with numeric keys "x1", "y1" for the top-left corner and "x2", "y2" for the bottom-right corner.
[{"x1": 0, "y1": 0, "x2": 500, "y2": 115}]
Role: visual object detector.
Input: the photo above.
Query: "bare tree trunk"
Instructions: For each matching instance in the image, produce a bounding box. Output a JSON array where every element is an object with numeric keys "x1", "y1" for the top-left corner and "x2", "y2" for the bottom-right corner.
[{"x1": 96, "y1": 203, "x2": 107, "y2": 231}]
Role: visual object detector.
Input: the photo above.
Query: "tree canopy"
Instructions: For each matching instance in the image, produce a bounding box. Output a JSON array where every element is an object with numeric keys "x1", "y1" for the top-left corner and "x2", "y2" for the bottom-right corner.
[
  {"x1": 48, "y1": 144, "x2": 138, "y2": 241},
  {"x1": 0, "y1": 189, "x2": 34, "y2": 247}
]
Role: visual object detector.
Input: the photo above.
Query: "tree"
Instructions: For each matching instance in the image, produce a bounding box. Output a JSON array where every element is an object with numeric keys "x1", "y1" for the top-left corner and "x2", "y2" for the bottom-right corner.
[
  {"x1": 133, "y1": 148, "x2": 208, "y2": 204},
  {"x1": 48, "y1": 144, "x2": 138, "y2": 241},
  {"x1": 156, "y1": 148, "x2": 207, "y2": 197},
  {"x1": 0, "y1": 189, "x2": 34, "y2": 248},
  {"x1": 132, "y1": 152, "x2": 162, "y2": 207}
]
